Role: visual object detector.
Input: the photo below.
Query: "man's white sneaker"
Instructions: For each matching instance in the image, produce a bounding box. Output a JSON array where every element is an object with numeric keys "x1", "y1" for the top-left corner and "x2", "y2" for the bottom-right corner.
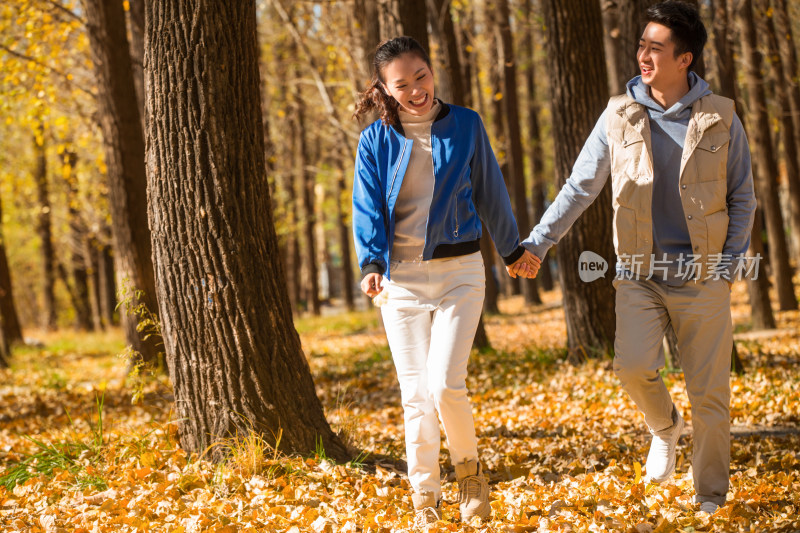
[
  {"x1": 644, "y1": 408, "x2": 684, "y2": 484},
  {"x1": 698, "y1": 501, "x2": 720, "y2": 514}
]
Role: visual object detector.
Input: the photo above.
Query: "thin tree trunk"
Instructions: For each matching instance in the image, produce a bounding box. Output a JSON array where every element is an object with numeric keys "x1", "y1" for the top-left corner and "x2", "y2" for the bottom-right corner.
[
  {"x1": 496, "y1": 0, "x2": 540, "y2": 305},
  {"x1": 87, "y1": 236, "x2": 104, "y2": 331},
  {"x1": 336, "y1": 158, "x2": 355, "y2": 311},
  {"x1": 98, "y1": 239, "x2": 117, "y2": 326},
  {"x1": 0, "y1": 194, "x2": 23, "y2": 346},
  {"x1": 525, "y1": 0, "x2": 554, "y2": 291},
  {"x1": 486, "y1": 7, "x2": 514, "y2": 298},
  {"x1": 542, "y1": 0, "x2": 617, "y2": 362},
  {"x1": 127, "y1": 0, "x2": 145, "y2": 126},
  {"x1": 145, "y1": 0, "x2": 348, "y2": 461},
  {"x1": 294, "y1": 65, "x2": 321, "y2": 316},
  {"x1": 472, "y1": 315, "x2": 491, "y2": 351},
  {"x1": 83, "y1": 0, "x2": 163, "y2": 363},
  {"x1": 63, "y1": 150, "x2": 93, "y2": 330},
  {"x1": 747, "y1": 205, "x2": 777, "y2": 328},
  {"x1": 34, "y1": 127, "x2": 57, "y2": 330},
  {"x1": 737, "y1": 0, "x2": 798, "y2": 310},
  {"x1": 480, "y1": 231, "x2": 500, "y2": 314}
]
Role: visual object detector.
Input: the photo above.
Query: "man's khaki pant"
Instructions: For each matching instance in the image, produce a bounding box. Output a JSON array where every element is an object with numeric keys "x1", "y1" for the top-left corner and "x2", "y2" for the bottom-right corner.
[{"x1": 613, "y1": 277, "x2": 732, "y2": 506}]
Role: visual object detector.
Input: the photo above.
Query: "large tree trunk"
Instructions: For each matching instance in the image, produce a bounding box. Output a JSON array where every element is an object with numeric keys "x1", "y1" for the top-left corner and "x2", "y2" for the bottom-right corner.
[
  {"x1": 542, "y1": 0, "x2": 617, "y2": 362},
  {"x1": 710, "y1": 0, "x2": 775, "y2": 329},
  {"x1": 0, "y1": 194, "x2": 23, "y2": 347},
  {"x1": 524, "y1": 0, "x2": 554, "y2": 291},
  {"x1": 497, "y1": 0, "x2": 540, "y2": 305},
  {"x1": 771, "y1": 0, "x2": 800, "y2": 262},
  {"x1": 145, "y1": 0, "x2": 348, "y2": 460},
  {"x1": 398, "y1": 0, "x2": 430, "y2": 53},
  {"x1": 737, "y1": 0, "x2": 798, "y2": 310},
  {"x1": 603, "y1": 0, "x2": 658, "y2": 93},
  {"x1": 762, "y1": 0, "x2": 800, "y2": 264},
  {"x1": 83, "y1": 0, "x2": 163, "y2": 362},
  {"x1": 63, "y1": 150, "x2": 93, "y2": 330},
  {"x1": 354, "y1": 0, "x2": 381, "y2": 79},
  {"x1": 428, "y1": 0, "x2": 465, "y2": 106},
  {"x1": 34, "y1": 128, "x2": 57, "y2": 331}
]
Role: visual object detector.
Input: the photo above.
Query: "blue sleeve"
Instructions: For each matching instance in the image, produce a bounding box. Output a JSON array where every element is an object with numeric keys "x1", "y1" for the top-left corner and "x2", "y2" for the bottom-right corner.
[
  {"x1": 470, "y1": 115, "x2": 523, "y2": 263},
  {"x1": 522, "y1": 109, "x2": 612, "y2": 259},
  {"x1": 352, "y1": 131, "x2": 387, "y2": 277},
  {"x1": 722, "y1": 112, "x2": 757, "y2": 279}
]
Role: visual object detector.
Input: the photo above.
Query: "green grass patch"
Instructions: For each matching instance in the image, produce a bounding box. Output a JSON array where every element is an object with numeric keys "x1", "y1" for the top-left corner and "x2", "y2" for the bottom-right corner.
[{"x1": 294, "y1": 310, "x2": 379, "y2": 336}]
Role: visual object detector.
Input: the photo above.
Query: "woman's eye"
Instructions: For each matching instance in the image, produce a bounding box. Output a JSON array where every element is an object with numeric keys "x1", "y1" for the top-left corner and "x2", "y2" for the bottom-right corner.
[{"x1": 417, "y1": 75, "x2": 425, "y2": 80}]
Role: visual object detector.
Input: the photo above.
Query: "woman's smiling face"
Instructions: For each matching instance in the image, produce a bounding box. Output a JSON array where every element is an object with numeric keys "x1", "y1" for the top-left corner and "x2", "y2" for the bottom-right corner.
[{"x1": 381, "y1": 53, "x2": 435, "y2": 116}]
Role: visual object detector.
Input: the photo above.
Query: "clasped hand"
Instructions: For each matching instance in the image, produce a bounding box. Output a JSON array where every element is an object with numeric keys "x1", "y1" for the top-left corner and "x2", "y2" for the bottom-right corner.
[{"x1": 506, "y1": 250, "x2": 541, "y2": 279}]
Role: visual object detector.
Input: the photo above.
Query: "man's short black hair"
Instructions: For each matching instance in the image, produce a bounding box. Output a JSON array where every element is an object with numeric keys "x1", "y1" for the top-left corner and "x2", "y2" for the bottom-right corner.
[{"x1": 646, "y1": 1, "x2": 708, "y2": 71}]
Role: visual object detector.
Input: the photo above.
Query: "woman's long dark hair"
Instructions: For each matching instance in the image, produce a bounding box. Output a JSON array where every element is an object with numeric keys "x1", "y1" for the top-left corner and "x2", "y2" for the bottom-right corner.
[{"x1": 353, "y1": 36, "x2": 433, "y2": 127}]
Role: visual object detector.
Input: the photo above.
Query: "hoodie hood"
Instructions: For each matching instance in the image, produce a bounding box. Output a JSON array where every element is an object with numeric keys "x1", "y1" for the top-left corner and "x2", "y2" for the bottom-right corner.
[{"x1": 626, "y1": 72, "x2": 711, "y2": 120}]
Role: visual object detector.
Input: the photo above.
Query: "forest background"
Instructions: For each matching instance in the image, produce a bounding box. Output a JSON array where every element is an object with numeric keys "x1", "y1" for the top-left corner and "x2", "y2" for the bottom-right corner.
[{"x1": 0, "y1": 0, "x2": 798, "y2": 531}]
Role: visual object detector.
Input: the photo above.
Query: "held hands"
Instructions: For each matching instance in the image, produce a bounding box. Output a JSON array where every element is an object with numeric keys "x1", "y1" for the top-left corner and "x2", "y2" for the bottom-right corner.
[
  {"x1": 506, "y1": 250, "x2": 541, "y2": 279},
  {"x1": 361, "y1": 273, "x2": 383, "y2": 297}
]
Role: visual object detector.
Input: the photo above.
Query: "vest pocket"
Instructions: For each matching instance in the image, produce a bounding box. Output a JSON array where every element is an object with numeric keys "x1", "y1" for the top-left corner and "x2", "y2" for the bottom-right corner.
[
  {"x1": 614, "y1": 205, "x2": 637, "y2": 255},
  {"x1": 705, "y1": 208, "x2": 729, "y2": 255},
  {"x1": 694, "y1": 131, "x2": 730, "y2": 182}
]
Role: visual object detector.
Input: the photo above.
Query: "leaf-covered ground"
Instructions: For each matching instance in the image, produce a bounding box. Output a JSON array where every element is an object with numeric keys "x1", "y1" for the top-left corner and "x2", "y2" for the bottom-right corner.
[{"x1": 0, "y1": 284, "x2": 798, "y2": 532}]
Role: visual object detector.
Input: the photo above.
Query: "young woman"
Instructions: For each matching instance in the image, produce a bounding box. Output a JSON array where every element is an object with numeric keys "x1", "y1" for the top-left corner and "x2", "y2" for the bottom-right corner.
[{"x1": 351, "y1": 36, "x2": 539, "y2": 527}]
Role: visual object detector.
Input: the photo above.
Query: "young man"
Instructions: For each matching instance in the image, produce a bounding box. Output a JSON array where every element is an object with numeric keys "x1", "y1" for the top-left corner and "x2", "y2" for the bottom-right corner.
[{"x1": 520, "y1": 1, "x2": 756, "y2": 514}]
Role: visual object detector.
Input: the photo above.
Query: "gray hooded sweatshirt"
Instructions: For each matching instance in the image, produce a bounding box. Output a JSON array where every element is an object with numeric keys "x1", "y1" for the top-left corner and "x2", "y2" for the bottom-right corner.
[{"x1": 523, "y1": 73, "x2": 756, "y2": 285}]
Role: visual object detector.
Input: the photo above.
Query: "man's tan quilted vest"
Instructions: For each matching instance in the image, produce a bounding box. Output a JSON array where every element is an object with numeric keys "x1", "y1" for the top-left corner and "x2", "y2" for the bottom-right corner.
[{"x1": 606, "y1": 93, "x2": 735, "y2": 280}]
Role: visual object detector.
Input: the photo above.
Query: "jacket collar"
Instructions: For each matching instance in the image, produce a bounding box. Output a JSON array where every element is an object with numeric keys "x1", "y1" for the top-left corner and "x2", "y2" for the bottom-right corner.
[{"x1": 389, "y1": 99, "x2": 451, "y2": 137}]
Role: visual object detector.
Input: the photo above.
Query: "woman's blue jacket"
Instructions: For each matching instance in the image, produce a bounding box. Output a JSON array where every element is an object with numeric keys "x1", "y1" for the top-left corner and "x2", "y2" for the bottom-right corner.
[{"x1": 352, "y1": 101, "x2": 525, "y2": 279}]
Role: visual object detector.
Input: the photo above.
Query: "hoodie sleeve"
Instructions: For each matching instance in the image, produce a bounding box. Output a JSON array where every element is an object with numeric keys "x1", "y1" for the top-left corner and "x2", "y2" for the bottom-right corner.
[
  {"x1": 470, "y1": 114, "x2": 525, "y2": 265},
  {"x1": 522, "y1": 109, "x2": 612, "y2": 259},
  {"x1": 352, "y1": 130, "x2": 388, "y2": 278},
  {"x1": 721, "y1": 112, "x2": 757, "y2": 281}
]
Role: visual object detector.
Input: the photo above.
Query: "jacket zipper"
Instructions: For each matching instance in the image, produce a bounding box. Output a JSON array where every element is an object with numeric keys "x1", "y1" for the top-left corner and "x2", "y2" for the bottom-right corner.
[{"x1": 388, "y1": 139, "x2": 409, "y2": 199}]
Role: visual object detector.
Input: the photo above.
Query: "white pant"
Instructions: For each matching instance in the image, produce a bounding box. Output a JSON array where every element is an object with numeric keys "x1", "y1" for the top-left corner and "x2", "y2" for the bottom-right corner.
[{"x1": 381, "y1": 252, "x2": 485, "y2": 499}]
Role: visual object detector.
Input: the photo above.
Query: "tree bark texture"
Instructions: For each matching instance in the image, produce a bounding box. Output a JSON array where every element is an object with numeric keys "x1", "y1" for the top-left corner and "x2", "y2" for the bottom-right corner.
[
  {"x1": 34, "y1": 129, "x2": 57, "y2": 330},
  {"x1": 145, "y1": 0, "x2": 348, "y2": 460},
  {"x1": 83, "y1": 0, "x2": 163, "y2": 361},
  {"x1": 336, "y1": 158, "x2": 355, "y2": 311},
  {"x1": 737, "y1": 0, "x2": 798, "y2": 310},
  {"x1": 398, "y1": 0, "x2": 430, "y2": 54},
  {"x1": 542, "y1": 0, "x2": 617, "y2": 361},
  {"x1": 747, "y1": 205, "x2": 777, "y2": 329}
]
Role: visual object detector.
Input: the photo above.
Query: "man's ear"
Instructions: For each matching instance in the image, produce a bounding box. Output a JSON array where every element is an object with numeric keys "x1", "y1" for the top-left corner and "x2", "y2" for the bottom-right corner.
[{"x1": 680, "y1": 51, "x2": 693, "y2": 71}]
